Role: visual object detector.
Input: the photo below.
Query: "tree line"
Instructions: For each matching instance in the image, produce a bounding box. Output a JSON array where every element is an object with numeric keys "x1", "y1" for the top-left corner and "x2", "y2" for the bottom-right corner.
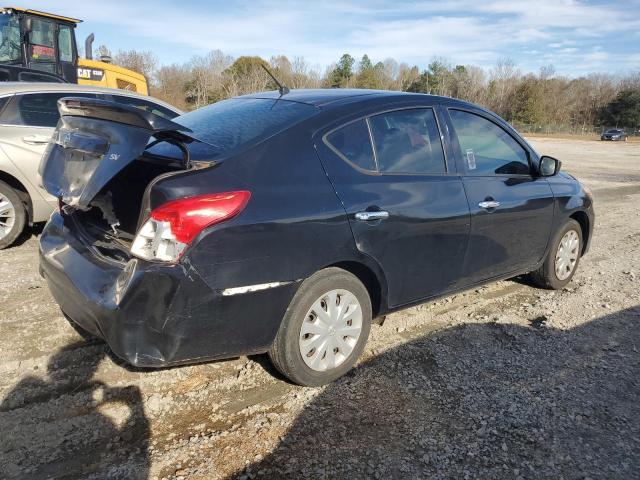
[{"x1": 102, "y1": 46, "x2": 640, "y2": 132}]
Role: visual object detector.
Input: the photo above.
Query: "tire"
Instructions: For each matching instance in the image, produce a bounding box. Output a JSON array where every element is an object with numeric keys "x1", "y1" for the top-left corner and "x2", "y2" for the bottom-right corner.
[
  {"x1": 269, "y1": 267, "x2": 372, "y2": 386},
  {"x1": 0, "y1": 180, "x2": 26, "y2": 249},
  {"x1": 530, "y1": 219, "x2": 583, "y2": 290}
]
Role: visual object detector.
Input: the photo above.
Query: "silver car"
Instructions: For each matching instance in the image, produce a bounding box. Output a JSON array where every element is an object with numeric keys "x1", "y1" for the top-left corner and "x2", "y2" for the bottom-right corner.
[{"x1": 0, "y1": 82, "x2": 181, "y2": 248}]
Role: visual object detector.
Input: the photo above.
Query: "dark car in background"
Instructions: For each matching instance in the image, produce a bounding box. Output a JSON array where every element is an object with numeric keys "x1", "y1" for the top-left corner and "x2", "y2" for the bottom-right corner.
[
  {"x1": 38, "y1": 90, "x2": 594, "y2": 386},
  {"x1": 601, "y1": 128, "x2": 628, "y2": 141}
]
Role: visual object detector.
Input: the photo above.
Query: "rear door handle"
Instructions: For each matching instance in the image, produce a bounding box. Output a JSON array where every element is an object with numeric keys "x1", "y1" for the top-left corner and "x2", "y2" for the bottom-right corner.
[
  {"x1": 478, "y1": 200, "x2": 500, "y2": 209},
  {"x1": 22, "y1": 134, "x2": 51, "y2": 145},
  {"x1": 355, "y1": 211, "x2": 389, "y2": 221}
]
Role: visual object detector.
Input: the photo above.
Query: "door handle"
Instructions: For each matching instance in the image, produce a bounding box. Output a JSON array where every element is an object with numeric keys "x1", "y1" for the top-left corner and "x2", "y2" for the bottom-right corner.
[
  {"x1": 22, "y1": 134, "x2": 51, "y2": 145},
  {"x1": 355, "y1": 211, "x2": 389, "y2": 221},
  {"x1": 478, "y1": 200, "x2": 500, "y2": 209}
]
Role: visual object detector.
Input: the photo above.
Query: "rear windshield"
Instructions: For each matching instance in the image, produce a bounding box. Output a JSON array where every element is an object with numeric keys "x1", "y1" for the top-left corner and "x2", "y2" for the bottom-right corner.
[{"x1": 155, "y1": 98, "x2": 317, "y2": 161}]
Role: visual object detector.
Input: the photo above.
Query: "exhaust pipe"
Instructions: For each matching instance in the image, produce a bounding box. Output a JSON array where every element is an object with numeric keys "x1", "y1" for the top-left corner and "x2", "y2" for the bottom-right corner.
[{"x1": 85, "y1": 33, "x2": 94, "y2": 60}]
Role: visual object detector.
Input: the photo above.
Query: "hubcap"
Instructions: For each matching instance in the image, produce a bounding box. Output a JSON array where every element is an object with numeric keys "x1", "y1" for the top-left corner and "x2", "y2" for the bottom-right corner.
[
  {"x1": 299, "y1": 289, "x2": 363, "y2": 372},
  {"x1": 0, "y1": 193, "x2": 16, "y2": 240},
  {"x1": 555, "y1": 229, "x2": 580, "y2": 280}
]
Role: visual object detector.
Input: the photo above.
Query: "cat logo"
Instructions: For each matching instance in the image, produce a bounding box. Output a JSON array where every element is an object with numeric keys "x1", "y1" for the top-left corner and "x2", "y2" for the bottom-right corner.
[{"x1": 109, "y1": 153, "x2": 121, "y2": 161}]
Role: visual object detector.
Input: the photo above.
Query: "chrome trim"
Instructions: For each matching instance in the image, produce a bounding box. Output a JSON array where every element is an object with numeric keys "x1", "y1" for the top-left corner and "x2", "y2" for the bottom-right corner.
[
  {"x1": 355, "y1": 210, "x2": 390, "y2": 221},
  {"x1": 478, "y1": 200, "x2": 500, "y2": 209}
]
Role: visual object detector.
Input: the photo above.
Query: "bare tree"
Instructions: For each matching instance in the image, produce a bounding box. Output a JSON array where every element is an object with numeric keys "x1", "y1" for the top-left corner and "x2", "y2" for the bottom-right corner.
[
  {"x1": 113, "y1": 49, "x2": 158, "y2": 80},
  {"x1": 488, "y1": 58, "x2": 521, "y2": 118},
  {"x1": 184, "y1": 50, "x2": 233, "y2": 108}
]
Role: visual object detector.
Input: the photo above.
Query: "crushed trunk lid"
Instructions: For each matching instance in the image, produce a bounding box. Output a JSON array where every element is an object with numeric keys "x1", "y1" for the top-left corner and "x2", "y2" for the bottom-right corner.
[{"x1": 39, "y1": 97, "x2": 197, "y2": 210}]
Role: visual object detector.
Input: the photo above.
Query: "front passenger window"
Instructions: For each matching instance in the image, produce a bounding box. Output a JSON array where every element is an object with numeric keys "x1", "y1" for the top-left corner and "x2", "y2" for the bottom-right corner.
[{"x1": 449, "y1": 109, "x2": 530, "y2": 176}]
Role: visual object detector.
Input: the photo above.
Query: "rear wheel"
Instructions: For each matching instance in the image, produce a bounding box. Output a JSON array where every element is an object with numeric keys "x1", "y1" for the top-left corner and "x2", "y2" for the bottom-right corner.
[
  {"x1": 0, "y1": 181, "x2": 26, "y2": 249},
  {"x1": 530, "y1": 219, "x2": 582, "y2": 289},
  {"x1": 269, "y1": 267, "x2": 372, "y2": 386}
]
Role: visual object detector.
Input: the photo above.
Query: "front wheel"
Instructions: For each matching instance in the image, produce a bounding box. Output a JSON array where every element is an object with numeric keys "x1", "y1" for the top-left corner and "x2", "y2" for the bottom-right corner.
[
  {"x1": 0, "y1": 181, "x2": 26, "y2": 249},
  {"x1": 530, "y1": 219, "x2": 583, "y2": 289},
  {"x1": 269, "y1": 267, "x2": 372, "y2": 386}
]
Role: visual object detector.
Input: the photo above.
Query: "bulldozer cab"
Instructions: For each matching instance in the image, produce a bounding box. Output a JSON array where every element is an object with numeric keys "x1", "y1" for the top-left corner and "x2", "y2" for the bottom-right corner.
[
  {"x1": 0, "y1": 7, "x2": 79, "y2": 83},
  {"x1": 0, "y1": 7, "x2": 148, "y2": 94}
]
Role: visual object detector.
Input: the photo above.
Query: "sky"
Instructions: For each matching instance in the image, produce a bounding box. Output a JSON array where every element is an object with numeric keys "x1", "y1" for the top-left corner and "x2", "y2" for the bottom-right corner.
[{"x1": 27, "y1": 0, "x2": 640, "y2": 76}]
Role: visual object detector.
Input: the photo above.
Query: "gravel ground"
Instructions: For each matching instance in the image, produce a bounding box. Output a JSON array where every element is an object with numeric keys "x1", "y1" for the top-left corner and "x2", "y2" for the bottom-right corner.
[{"x1": 0, "y1": 137, "x2": 638, "y2": 479}]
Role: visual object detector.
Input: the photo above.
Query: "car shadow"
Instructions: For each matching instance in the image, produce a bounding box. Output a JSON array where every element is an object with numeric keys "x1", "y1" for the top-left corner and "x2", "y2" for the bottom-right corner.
[
  {"x1": 0, "y1": 341, "x2": 150, "y2": 479},
  {"x1": 9, "y1": 221, "x2": 45, "y2": 247},
  {"x1": 232, "y1": 305, "x2": 640, "y2": 479}
]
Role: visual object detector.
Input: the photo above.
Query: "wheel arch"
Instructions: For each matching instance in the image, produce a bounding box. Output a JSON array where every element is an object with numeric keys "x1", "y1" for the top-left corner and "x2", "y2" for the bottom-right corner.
[
  {"x1": 328, "y1": 260, "x2": 388, "y2": 320},
  {"x1": 569, "y1": 210, "x2": 590, "y2": 255}
]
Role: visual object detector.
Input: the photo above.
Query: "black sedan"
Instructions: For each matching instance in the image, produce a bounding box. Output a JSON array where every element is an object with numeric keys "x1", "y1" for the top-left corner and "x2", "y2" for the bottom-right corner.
[
  {"x1": 39, "y1": 90, "x2": 594, "y2": 386},
  {"x1": 601, "y1": 128, "x2": 628, "y2": 141}
]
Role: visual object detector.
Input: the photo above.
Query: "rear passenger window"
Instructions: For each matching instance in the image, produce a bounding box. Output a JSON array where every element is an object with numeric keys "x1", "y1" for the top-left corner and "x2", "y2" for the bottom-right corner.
[
  {"x1": 111, "y1": 95, "x2": 178, "y2": 120},
  {"x1": 369, "y1": 108, "x2": 446, "y2": 174},
  {"x1": 0, "y1": 92, "x2": 96, "y2": 127},
  {"x1": 325, "y1": 119, "x2": 376, "y2": 172},
  {"x1": 449, "y1": 109, "x2": 530, "y2": 176}
]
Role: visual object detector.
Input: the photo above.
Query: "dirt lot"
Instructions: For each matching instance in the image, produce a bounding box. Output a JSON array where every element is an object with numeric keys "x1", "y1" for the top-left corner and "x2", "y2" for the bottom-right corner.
[{"x1": 1, "y1": 137, "x2": 638, "y2": 479}]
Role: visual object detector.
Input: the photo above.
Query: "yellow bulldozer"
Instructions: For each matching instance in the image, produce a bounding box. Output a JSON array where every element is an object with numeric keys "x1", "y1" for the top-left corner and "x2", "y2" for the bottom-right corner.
[{"x1": 0, "y1": 7, "x2": 148, "y2": 94}]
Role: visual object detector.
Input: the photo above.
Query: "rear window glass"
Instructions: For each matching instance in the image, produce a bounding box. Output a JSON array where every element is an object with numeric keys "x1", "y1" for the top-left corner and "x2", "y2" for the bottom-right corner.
[
  {"x1": 325, "y1": 119, "x2": 376, "y2": 171},
  {"x1": 111, "y1": 95, "x2": 178, "y2": 120},
  {"x1": 173, "y1": 98, "x2": 317, "y2": 159}
]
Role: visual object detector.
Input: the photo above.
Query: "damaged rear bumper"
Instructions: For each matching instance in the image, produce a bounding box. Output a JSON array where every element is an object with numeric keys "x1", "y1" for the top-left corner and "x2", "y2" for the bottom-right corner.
[{"x1": 39, "y1": 212, "x2": 299, "y2": 367}]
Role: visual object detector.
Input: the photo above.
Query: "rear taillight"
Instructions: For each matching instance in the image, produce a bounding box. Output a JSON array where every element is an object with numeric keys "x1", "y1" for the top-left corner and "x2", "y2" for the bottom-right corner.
[{"x1": 130, "y1": 191, "x2": 251, "y2": 262}]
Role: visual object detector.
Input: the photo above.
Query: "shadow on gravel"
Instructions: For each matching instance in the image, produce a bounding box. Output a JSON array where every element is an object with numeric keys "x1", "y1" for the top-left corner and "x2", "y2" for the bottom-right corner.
[
  {"x1": 235, "y1": 306, "x2": 640, "y2": 479},
  {"x1": 8, "y1": 222, "x2": 45, "y2": 248},
  {"x1": 0, "y1": 342, "x2": 150, "y2": 479}
]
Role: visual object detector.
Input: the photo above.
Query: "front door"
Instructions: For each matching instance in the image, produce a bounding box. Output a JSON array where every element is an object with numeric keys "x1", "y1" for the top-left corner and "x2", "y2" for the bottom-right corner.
[
  {"x1": 446, "y1": 108, "x2": 554, "y2": 284},
  {"x1": 316, "y1": 106, "x2": 470, "y2": 307}
]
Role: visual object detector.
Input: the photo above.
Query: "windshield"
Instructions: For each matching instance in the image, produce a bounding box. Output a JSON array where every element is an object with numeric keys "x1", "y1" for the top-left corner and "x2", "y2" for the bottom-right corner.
[
  {"x1": 171, "y1": 98, "x2": 318, "y2": 159},
  {"x1": 606, "y1": 129, "x2": 622, "y2": 133},
  {"x1": 0, "y1": 13, "x2": 20, "y2": 62}
]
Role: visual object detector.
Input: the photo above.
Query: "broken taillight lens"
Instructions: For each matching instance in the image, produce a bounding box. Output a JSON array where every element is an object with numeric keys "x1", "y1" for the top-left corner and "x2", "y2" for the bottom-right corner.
[{"x1": 130, "y1": 191, "x2": 251, "y2": 262}]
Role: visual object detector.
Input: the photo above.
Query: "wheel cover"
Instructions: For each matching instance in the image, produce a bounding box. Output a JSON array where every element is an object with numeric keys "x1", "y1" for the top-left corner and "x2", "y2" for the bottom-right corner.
[
  {"x1": 299, "y1": 289, "x2": 363, "y2": 372},
  {"x1": 0, "y1": 192, "x2": 16, "y2": 240},
  {"x1": 555, "y1": 229, "x2": 580, "y2": 280}
]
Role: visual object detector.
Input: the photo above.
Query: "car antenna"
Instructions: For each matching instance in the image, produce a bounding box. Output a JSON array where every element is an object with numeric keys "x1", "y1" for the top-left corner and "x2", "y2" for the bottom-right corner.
[{"x1": 261, "y1": 64, "x2": 290, "y2": 96}]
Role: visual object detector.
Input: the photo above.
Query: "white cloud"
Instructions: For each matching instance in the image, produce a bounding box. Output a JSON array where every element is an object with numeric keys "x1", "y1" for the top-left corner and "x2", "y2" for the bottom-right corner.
[{"x1": 32, "y1": 0, "x2": 640, "y2": 75}]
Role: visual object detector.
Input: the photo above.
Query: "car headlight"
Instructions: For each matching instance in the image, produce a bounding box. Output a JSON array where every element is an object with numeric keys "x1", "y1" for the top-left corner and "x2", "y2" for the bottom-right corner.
[{"x1": 582, "y1": 183, "x2": 593, "y2": 201}]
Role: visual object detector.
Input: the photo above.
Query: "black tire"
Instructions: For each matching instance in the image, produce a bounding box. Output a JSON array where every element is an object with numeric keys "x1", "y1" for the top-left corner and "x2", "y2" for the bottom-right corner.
[
  {"x1": 269, "y1": 267, "x2": 372, "y2": 386},
  {"x1": 0, "y1": 180, "x2": 26, "y2": 249},
  {"x1": 530, "y1": 219, "x2": 583, "y2": 290}
]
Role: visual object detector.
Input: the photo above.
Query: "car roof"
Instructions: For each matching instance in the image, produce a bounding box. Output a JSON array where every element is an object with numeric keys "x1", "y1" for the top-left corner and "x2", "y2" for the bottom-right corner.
[
  {"x1": 0, "y1": 82, "x2": 182, "y2": 113},
  {"x1": 242, "y1": 88, "x2": 429, "y2": 107}
]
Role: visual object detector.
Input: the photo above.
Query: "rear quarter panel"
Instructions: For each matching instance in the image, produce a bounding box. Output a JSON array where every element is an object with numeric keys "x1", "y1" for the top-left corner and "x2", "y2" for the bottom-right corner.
[{"x1": 150, "y1": 121, "x2": 358, "y2": 292}]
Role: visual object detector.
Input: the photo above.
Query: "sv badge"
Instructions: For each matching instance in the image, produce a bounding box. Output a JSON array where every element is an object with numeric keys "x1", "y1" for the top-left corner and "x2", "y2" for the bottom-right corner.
[{"x1": 109, "y1": 153, "x2": 121, "y2": 161}]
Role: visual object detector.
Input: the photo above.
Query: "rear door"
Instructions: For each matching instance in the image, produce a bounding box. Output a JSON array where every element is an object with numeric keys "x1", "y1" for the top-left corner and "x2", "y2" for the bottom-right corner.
[
  {"x1": 0, "y1": 92, "x2": 97, "y2": 207},
  {"x1": 445, "y1": 108, "x2": 554, "y2": 284},
  {"x1": 316, "y1": 105, "x2": 470, "y2": 308}
]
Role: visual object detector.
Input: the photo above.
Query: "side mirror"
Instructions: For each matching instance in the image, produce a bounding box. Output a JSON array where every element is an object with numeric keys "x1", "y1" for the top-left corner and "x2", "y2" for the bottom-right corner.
[
  {"x1": 24, "y1": 17, "x2": 32, "y2": 33},
  {"x1": 539, "y1": 155, "x2": 561, "y2": 176}
]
